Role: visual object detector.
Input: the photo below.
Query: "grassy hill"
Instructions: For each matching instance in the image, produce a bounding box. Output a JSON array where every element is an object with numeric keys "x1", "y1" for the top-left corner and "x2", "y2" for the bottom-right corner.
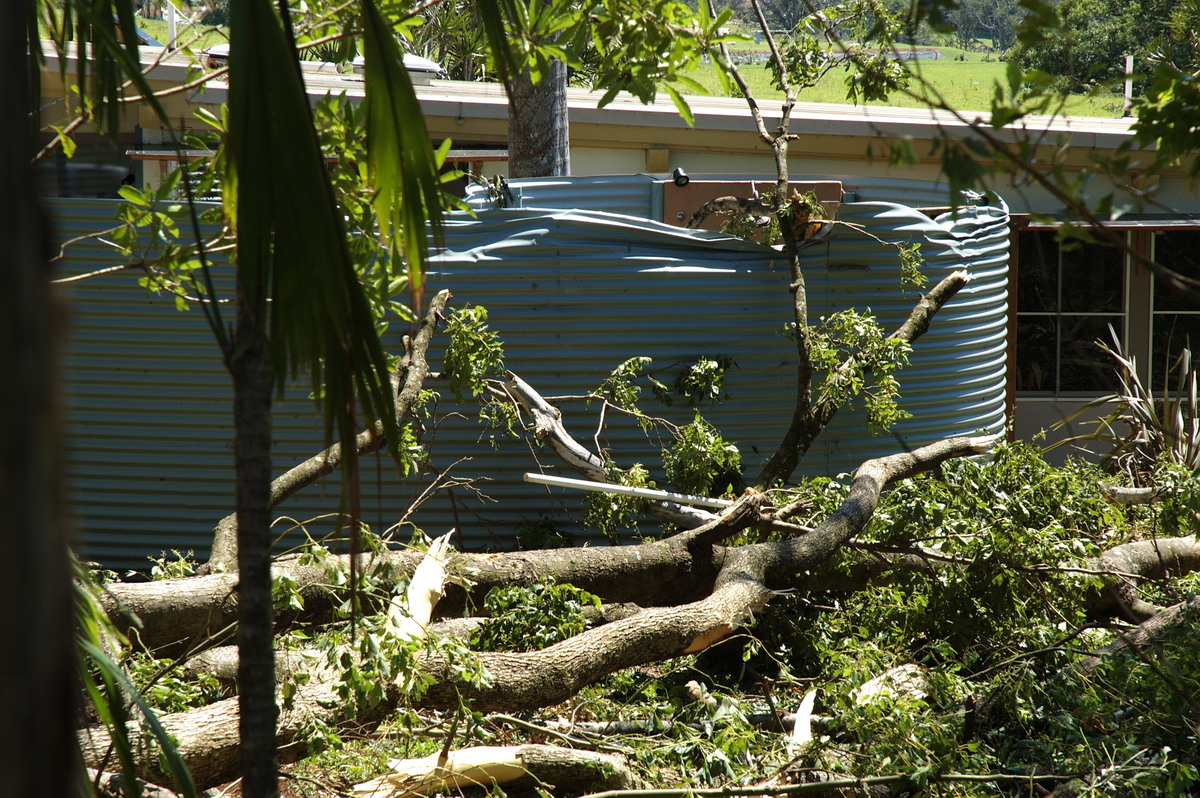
[
  {"x1": 136, "y1": 16, "x2": 227, "y2": 51},
  {"x1": 684, "y1": 46, "x2": 1126, "y2": 118},
  {"x1": 128, "y1": 17, "x2": 1125, "y2": 119}
]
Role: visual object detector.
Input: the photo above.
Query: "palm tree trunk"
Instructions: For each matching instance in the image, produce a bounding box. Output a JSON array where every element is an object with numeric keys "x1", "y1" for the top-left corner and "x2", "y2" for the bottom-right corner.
[
  {"x1": 0, "y1": 9, "x2": 78, "y2": 796},
  {"x1": 231, "y1": 317, "x2": 279, "y2": 797},
  {"x1": 506, "y1": 58, "x2": 570, "y2": 178}
]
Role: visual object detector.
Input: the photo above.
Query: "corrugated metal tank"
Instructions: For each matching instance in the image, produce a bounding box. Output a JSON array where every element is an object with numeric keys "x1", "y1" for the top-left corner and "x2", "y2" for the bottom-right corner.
[
  {"x1": 802, "y1": 195, "x2": 1009, "y2": 472},
  {"x1": 453, "y1": 172, "x2": 1008, "y2": 472},
  {"x1": 422, "y1": 210, "x2": 796, "y2": 543},
  {"x1": 52, "y1": 175, "x2": 1008, "y2": 568},
  {"x1": 50, "y1": 199, "x2": 399, "y2": 570}
]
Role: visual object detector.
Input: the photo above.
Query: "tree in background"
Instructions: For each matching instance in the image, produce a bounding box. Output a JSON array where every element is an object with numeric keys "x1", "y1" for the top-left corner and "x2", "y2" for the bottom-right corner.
[
  {"x1": 1009, "y1": 0, "x2": 1181, "y2": 92},
  {"x1": 946, "y1": 0, "x2": 1019, "y2": 52}
]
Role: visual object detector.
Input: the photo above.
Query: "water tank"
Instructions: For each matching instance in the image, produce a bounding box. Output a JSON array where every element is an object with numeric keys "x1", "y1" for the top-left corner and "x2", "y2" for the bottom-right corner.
[{"x1": 422, "y1": 177, "x2": 1008, "y2": 541}]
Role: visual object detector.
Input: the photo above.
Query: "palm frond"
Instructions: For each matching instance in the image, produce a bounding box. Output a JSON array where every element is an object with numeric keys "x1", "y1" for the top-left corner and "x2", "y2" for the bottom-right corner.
[
  {"x1": 1050, "y1": 332, "x2": 1200, "y2": 480},
  {"x1": 40, "y1": 0, "x2": 171, "y2": 138},
  {"x1": 75, "y1": 558, "x2": 197, "y2": 798},
  {"x1": 226, "y1": 0, "x2": 400, "y2": 464},
  {"x1": 359, "y1": 0, "x2": 445, "y2": 315}
]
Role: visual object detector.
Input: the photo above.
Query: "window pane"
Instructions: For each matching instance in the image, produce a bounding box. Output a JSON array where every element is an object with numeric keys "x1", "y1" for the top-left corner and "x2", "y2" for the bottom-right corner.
[
  {"x1": 1151, "y1": 313, "x2": 1200, "y2": 387},
  {"x1": 1059, "y1": 315, "x2": 1121, "y2": 393},
  {"x1": 1061, "y1": 241, "x2": 1124, "y2": 313},
  {"x1": 1154, "y1": 230, "x2": 1200, "y2": 313},
  {"x1": 1017, "y1": 231, "x2": 1058, "y2": 313},
  {"x1": 1016, "y1": 317, "x2": 1056, "y2": 392}
]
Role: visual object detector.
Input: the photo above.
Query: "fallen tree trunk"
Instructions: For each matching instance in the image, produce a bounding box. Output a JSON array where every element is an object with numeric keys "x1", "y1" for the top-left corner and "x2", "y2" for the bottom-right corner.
[
  {"x1": 104, "y1": 525, "x2": 1198, "y2": 662},
  {"x1": 102, "y1": 540, "x2": 722, "y2": 656},
  {"x1": 82, "y1": 535, "x2": 460, "y2": 790},
  {"x1": 83, "y1": 436, "x2": 992, "y2": 790},
  {"x1": 79, "y1": 658, "x2": 403, "y2": 789}
]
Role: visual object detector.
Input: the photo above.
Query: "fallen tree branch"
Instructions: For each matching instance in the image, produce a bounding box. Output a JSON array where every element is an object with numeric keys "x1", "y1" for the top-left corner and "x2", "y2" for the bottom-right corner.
[
  {"x1": 353, "y1": 744, "x2": 638, "y2": 797},
  {"x1": 508, "y1": 712, "x2": 825, "y2": 738},
  {"x1": 1078, "y1": 594, "x2": 1200, "y2": 675},
  {"x1": 104, "y1": 429, "x2": 996, "y2": 659},
  {"x1": 414, "y1": 437, "x2": 996, "y2": 714},
  {"x1": 89, "y1": 435, "x2": 995, "y2": 789},
  {"x1": 1106, "y1": 485, "x2": 1161, "y2": 506},
  {"x1": 753, "y1": 269, "x2": 971, "y2": 489},
  {"x1": 823, "y1": 535, "x2": 1200, "y2": 622},
  {"x1": 1089, "y1": 536, "x2": 1200, "y2": 622},
  {"x1": 505, "y1": 371, "x2": 717, "y2": 530},
  {"x1": 206, "y1": 289, "x2": 452, "y2": 570},
  {"x1": 577, "y1": 771, "x2": 1073, "y2": 798}
]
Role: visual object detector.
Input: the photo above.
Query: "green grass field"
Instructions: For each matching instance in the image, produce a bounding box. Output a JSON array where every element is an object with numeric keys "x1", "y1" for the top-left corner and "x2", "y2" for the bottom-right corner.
[
  {"x1": 135, "y1": 17, "x2": 228, "y2": 51},
  {"x1": 684, "y1": 46, "x2": 1126, "y2": 118},
  {"x1": 125, "y1": 18, "x2": 1125, "y2": 119}
]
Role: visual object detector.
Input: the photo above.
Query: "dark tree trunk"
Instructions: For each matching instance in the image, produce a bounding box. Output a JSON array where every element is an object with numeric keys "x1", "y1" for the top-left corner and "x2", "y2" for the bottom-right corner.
[
  {"x1": 230, "y1": 319, "x2": 279, "y2": 797},
  {"x1": 506, "y1": 58, "x2": 570, "y2": 178},
  {"x1": 0, "y1": 9, "x2": 79, "y2": 798}
]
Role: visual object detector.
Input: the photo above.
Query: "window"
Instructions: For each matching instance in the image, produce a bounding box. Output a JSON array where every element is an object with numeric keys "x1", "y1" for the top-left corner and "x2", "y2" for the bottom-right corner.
[
  {"x1": 1016, "y1": 230, "x2": 1126, "y2": 395},
  {"x1": 1151, "y1": 231, "x2": 1200, "y2": 387}
]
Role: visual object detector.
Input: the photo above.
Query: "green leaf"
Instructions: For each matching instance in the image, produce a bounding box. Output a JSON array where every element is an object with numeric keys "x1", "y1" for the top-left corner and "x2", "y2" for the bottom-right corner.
[
  {"x1": 80, "y1": 640, "x2": 198, "y2": 797},
  {"x1": 360, "y1": 0, "x2": 446, "y2": 316},
  {"x1": 662, "y1": 82, "x2": 695, "y2": 127},
  {"x1": 228, "y1": 0, "x2": 402, "y2": 477}
]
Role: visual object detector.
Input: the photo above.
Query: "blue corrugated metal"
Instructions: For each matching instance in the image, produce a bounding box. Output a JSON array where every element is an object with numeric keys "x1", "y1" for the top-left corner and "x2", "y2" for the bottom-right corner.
[
  {"x1": 50, "y1": 199, "x2": 407, "y2": 571},
  {"x1": 53, "y1": 176, "x2": 1008, "y2": 566},
  {"x1": 466, "y1": 174, "x2": 658, "y2": 217},
  {"x1": 422, "y1": 188, "x2": 1009, "y2": 540},
  {"x1": 800, "y1": 199, "x2": 1009, "y2": 472}
]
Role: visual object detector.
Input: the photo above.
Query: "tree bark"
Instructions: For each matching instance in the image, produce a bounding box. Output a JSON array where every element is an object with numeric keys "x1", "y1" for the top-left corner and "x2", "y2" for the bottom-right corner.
[
  {"x1": 0, "y1": 10, "x2": 78, "y2": 797},
  {"x1": 506, "y1": 59, "x2": 570, "y2": 178},
  {"x1": 230, "y1": 311, "x2": 280, "y2": 795}
]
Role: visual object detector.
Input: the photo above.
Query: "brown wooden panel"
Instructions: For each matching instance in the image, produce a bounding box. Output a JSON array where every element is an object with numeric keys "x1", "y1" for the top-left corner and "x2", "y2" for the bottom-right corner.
[{"x1": 661, "y1": 179, "x2": 843, "y2": 232}]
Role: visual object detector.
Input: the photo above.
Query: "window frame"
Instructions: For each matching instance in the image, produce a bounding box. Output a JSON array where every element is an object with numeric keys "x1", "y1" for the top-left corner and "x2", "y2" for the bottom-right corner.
[{"x1": 1012, "y1": 220, "x2": 1200, "y2": 404}]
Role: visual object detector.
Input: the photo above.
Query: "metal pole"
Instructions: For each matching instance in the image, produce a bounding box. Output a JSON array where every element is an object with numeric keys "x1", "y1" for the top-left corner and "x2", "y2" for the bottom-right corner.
[
  {"x1": 523, "y1": 472, "x2": 734, "y2": 509},
  {"x1": 1124, "y1": 54, "x2": 1134, "y2": 117}
]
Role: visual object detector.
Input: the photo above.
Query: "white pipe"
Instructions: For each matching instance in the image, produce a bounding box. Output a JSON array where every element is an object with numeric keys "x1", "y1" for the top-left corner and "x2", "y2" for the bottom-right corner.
[
  {"x1": 523, "y1": 472, "x2": 734, "y2": 509},
  {"x1": 167, "y1": 2, "x2": 177, "y2": 49}
]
